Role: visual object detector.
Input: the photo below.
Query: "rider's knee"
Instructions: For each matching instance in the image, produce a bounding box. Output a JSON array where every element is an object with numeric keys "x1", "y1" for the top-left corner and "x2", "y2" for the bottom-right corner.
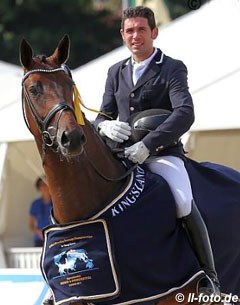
[{"x1": 175, "y1": 192, "x2": 192, "y2": 218}]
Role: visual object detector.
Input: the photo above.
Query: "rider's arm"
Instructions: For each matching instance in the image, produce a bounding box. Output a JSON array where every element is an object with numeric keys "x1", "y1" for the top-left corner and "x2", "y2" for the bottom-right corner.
[{"x1": 142, "y1": 60, "x2": 194, "y2": 153}]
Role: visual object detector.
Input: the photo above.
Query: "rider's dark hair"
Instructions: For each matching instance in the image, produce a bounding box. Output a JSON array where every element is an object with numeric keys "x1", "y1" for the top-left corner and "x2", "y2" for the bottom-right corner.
[{"x1": 121, "y1": 6, "x2": 156, "y2": 30}]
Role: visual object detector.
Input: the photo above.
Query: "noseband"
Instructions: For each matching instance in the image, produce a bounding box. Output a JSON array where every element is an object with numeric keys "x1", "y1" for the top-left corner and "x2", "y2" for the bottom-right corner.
[{"x1": 21, "y1": 67, "x2": 76, "y2": 149}]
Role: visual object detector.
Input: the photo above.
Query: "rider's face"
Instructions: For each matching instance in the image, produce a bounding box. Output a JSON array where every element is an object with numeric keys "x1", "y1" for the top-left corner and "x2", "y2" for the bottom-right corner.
[{"x1": 120, "y1": 17, "x2": 158, "y2": 62}]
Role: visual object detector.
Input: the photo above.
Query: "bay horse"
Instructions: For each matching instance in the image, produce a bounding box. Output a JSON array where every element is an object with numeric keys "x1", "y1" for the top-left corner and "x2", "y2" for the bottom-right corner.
[{"x1": 19, "y1": 35, "x2": 240, "y2": 305}]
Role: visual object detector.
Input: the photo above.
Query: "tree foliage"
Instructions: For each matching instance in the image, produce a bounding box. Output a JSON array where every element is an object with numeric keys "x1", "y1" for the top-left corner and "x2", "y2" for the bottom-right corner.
[
  {"x1": 0, "y1": 0, "x2": 122, "y2": 68},
  {"x1": 0, "y1": 0, "x2": 210, "y2": 68},
  {"x1": 165, "y1": 0, "x2": 211, "y2": 20}
]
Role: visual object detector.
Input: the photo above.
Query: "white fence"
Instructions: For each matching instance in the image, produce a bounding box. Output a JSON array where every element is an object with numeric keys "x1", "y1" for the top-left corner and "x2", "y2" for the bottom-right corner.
[{"x1": 5, "y1": 247, "x2": 42, "y2": 268}]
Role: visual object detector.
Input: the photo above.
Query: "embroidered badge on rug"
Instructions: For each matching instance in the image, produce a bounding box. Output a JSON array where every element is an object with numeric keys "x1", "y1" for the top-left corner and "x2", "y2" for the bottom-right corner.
[{"x1": 41, "y1": 219, "x2": 120, "y2": 305}]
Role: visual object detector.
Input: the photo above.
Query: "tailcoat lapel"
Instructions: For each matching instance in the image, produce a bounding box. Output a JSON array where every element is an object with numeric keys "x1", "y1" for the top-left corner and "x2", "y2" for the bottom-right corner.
[{"x1": 121, "y1": 58, "x2": 134, "y2": 89}]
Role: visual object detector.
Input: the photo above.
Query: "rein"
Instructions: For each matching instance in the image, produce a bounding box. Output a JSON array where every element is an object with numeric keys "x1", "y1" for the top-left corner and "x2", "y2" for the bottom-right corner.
[{"x1": 83, "y1": 149, "x2": 138, "y2": 182}]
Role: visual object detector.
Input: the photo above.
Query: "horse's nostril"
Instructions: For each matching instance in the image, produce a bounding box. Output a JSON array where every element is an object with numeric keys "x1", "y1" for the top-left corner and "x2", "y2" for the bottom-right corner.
[
  {"x1": 60, "y1": 129, "x2": 86, "y2": 152},
  {"x1": 80, "y1": 133, "x2": 86, "y2": 145},
  {"x1": 61, "y1": 131, "x2": 71, "y2": 148}
]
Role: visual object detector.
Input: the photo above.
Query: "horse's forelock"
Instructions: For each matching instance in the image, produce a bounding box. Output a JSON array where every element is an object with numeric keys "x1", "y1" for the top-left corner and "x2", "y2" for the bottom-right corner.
[
  {"x1": 32, "y1": 54, "x2": 61, "y2": 69},
  {"x1": 34, "y1": 54, "x2": 47, "y2": 63}
]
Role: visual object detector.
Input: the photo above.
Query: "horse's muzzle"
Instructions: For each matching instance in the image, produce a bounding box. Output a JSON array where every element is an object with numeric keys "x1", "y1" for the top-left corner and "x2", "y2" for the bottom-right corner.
[{"x1": 57, "y1": 128, "x2": 86, "y2": 157}]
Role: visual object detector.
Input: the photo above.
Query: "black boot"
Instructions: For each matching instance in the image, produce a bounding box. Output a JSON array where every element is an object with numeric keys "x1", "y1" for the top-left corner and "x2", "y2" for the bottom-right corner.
[{"x1": 182, "y1": 200, "x2": 220, "y2": 297}]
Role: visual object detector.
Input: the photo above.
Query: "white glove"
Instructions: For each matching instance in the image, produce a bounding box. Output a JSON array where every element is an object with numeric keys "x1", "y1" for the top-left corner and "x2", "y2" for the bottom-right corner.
[
  {"x1": 124, "y1": 141, "x2": 150, "y2": 164},
  {"x1": 98, "y1": 120, "x2": 131, "y2": 143}
]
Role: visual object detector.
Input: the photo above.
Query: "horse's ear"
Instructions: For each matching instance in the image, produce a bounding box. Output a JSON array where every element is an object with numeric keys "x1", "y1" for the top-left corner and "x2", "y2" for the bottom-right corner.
[
  {"x1": 52, "y1": 34, "x2": 70, "y2": 65},
  {"x1": 19, "y1": 38, "x2": 33, "y2": 68}
]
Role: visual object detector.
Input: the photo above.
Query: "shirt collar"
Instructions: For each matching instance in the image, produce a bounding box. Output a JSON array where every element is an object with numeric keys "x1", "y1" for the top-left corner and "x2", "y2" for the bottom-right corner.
[{"x1": 131, "y1": 48, "x2": 158, "y2": 67}]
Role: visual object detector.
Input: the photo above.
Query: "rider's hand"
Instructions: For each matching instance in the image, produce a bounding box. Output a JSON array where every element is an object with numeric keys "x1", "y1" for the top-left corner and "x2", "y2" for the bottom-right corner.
[
  {"x1": 124, "y1": 141, "x2": 150, "y2": 164},
  {"x1": 98, "y1": 120, "x2": 131, "y2": 143}
]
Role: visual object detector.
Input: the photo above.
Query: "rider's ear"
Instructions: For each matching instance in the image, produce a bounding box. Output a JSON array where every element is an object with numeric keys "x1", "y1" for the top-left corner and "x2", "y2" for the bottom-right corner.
[
  {"x1": 19, "y1": 38, "x2": 33, "y2": 68},
  {"x1": 151, "y1": 27, "x2": 158, "y2": 40},
  {"x1": 52, "y1": 34, "x2": 70, "y2": 65}
]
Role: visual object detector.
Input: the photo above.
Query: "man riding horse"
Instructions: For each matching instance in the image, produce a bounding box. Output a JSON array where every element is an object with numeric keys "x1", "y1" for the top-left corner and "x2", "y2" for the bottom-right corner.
[{"x1": 94, "y1": 6, "x2": 220, "y2": 297}]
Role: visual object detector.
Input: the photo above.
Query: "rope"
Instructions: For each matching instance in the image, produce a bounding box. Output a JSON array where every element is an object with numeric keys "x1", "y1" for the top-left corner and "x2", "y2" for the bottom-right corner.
[{"x1": 73, "y1": 85, "x2": 113, "y2": 120}]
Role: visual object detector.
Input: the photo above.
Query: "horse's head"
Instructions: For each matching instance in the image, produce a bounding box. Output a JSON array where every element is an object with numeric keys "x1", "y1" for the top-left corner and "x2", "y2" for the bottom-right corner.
[{"x1": 19, "y1": 34, "x2": 86, "y2": 157}]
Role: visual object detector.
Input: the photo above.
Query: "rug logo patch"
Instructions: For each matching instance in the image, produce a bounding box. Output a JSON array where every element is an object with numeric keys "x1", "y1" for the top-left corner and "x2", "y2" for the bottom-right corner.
[
  {"x1": 54, "y1": 248, "x2": 94, "y2": 277},
  {"x1": 41, "y1": 220, "x2": 120, "y2": 304}
]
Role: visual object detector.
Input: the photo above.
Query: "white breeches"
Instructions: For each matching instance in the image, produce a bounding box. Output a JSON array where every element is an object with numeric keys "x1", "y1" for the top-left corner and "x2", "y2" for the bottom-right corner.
[{"x1": 146, "y1": 155, "x2": 193, "y2": 218}]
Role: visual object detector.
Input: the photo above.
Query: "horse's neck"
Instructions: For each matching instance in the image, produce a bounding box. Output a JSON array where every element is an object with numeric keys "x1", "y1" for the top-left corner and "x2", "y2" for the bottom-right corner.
[{"x1": 39, "y1": 130, "x2": 126, "y2": 224}]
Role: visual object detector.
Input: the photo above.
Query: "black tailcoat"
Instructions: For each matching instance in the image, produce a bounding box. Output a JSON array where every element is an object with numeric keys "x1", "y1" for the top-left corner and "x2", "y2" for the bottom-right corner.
[{"x1": 95, "y1": 48, "x2": 194, "y2": 156}]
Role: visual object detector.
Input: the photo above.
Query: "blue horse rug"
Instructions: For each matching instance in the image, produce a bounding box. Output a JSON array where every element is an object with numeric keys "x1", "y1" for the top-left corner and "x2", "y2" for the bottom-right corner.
[
  {"x1": 185, "y1": 158, "x2": 240, "y2": 295},
  {"x1": 41, "y1": 161, "x2": 240, "y2": 305}
]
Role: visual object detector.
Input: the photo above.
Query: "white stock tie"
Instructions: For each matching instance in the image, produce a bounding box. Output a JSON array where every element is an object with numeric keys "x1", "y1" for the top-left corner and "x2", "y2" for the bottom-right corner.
[{"x1": 132, "y1": 63, "x2": 146, "y2": 85}]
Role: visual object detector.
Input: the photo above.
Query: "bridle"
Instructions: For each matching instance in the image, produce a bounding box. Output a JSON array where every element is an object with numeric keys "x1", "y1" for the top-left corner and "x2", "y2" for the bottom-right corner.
[
  {"x1": 21, "y1": 66, "x2": 136, "y2": 182},
  {"x1": 21, "y1": 67, "x2": 77, "y2": 150}
]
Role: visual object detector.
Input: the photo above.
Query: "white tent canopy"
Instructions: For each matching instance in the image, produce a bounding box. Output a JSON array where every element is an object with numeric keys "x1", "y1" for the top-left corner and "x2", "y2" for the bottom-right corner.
[
  {"x1": 0, "y1": 61, "x2": 33, "y2": 142},
  {"x1": 73, "y1": 0, "x2": 240, "y2": 130},
  {"x1": 0, "y1": 62, "x2": 41, "y2": 251}
]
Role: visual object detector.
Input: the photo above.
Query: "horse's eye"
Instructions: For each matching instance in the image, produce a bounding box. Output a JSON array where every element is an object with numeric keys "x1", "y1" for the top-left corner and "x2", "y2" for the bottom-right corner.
[
  {"x1": 29, "y1": 83, "x2": 43, "y2": 96},
  {"x1": 29, "y1": 86, "x2": 38, "y2": 95}
]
